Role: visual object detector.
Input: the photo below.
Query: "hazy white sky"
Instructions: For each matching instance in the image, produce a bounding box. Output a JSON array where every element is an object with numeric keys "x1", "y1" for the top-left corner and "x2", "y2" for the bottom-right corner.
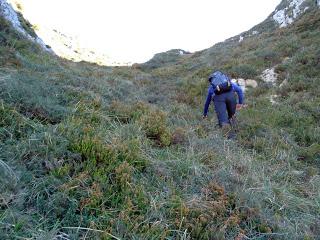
[{"x1": 18, "y1": 0, "x2": 281, "y2": 63}]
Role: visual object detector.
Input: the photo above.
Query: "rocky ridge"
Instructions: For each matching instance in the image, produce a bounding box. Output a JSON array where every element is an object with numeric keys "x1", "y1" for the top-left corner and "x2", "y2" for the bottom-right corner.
[{"x1": 0, "y1": 0, "x2": 51, "y2": 52}]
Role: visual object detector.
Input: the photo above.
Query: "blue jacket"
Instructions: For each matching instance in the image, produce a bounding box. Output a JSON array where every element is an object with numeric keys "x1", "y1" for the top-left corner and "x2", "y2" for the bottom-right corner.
[{"x1": 203, "y1": 83, "x2": 244, "y2": 116}]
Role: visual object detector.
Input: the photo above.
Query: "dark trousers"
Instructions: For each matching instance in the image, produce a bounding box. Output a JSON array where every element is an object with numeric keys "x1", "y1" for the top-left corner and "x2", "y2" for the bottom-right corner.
[{"x1": 213, "y1": 91, "x2": 237, "y2": 126}]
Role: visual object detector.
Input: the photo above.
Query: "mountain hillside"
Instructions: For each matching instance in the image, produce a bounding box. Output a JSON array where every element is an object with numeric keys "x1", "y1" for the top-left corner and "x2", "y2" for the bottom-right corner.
[
  {"x1": 0, "y1": 0, "x2": 319, "y2": 239},
  {"x1": 32, "y1": 27, "x2": 118, "y2": 66},
  {"x1": 5, "y1": 0, "x2": 129, "y2": 66},
  {"x1": 0, "y1": 0, "x2": 50, "y2": 51}
]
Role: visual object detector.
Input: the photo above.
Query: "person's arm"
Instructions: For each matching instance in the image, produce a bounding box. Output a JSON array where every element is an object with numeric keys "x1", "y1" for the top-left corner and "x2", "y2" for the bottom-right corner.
[
  {"x1": 231, "y1": 82, "x2": 244, "y2": 104},
  {"x1": 203, "y1": 86, "x2": 214, "y2": 117}
]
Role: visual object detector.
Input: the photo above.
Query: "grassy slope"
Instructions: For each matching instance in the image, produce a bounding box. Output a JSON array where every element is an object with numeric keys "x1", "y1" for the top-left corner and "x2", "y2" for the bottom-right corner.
[{"x1": 0, "y1": 7, "x2": 320, "y2": 240}]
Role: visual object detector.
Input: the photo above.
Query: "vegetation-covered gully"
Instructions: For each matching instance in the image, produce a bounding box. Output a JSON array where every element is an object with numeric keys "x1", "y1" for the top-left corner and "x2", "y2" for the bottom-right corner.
[{"x1": 0, "y1": 7, "x2": 320, "y2": 240}]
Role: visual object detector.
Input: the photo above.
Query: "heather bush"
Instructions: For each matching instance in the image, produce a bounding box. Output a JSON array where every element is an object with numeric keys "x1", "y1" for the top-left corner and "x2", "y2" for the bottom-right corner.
[
  {"x1": 228, "y1": 64, "x2": 259, "y2": 79},
  {"x1": 109, "y1": 100, "x2": 149, "y2": 123},
  {"x1": 275, "y1": 38, "x2": 300, "y2": 57},
  {"x1": 138, "y1": 108, "x2": 172, "y2": 146},
  {"x1": 171, "y1": 127, "x2": 187, "y2": 145}
]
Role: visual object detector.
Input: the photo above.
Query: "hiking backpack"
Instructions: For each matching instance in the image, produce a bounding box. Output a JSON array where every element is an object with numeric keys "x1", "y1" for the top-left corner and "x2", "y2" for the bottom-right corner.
[{"x1": 208, "y1": 71, "x2": 232, "y2": 95}]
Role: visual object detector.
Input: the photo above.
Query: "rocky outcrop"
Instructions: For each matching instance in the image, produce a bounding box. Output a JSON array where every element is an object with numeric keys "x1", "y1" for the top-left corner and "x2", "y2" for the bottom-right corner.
[
  {"x1": 231, "y1": 79, "x2": 258, "y2": 92},
  {"x1": 272, "y1": 0, "x2": 319, "y2": 28},
  {"x1": 0, "y1": 0, "x2": 51, "y2": 52},
  {"x1": 273, "y1": 0, "x2": 306, "y2": 27},
  {"x1": 261, "y1": 68, "x2": 278, "y2": 85}
]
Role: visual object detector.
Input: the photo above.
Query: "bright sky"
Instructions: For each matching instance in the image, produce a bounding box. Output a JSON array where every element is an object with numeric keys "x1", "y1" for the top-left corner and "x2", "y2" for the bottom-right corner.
[{"x1": 17, "y1": 0, "x2": 281, "y2": 63}]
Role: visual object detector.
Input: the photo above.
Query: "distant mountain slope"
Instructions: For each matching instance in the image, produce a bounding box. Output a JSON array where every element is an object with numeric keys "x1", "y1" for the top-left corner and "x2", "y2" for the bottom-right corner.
[
  {"x1": 137, "y1": 0, "x2": 320, "y2": 70},
  {"x1": 140, "y1": 49, "x2": 191, "y2": 69},
  {"x1": 5, "y1": 0, "x2": 130, "y2": 65},
  {"x1": 33, "y1": 27, "x2": 119, "y2": 66},
  {"x1": 179, "y1": 0, "x2": 320, "y2": 70}
]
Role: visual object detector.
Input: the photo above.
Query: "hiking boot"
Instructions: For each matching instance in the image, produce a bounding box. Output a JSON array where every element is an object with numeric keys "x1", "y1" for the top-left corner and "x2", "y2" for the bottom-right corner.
[
  {"x1": 227, "y1": 131, "x2": 237, "y2": 139},
  {"x1": 227, "y1": 116, "x2": 238, "y2": 139},
  {"x1": 229, "y1": 115, "x2": 239, "y2": 133},
  {"x1": 221, "y1": 123, "x2": 232, "y2": 138}
]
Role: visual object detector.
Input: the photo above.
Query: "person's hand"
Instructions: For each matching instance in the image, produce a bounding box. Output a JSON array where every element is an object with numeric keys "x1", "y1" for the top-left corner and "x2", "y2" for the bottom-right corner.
[
  {"x1": 236, "y1": 104, "x2": 242, "y2": 110},
  {"x1": 236, "y1": 104, "x2": 248, "y2": 110}
]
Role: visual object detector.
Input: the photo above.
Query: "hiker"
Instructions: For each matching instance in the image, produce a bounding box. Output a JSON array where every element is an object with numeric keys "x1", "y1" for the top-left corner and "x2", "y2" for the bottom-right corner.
[{"x1": 202, "y1": 70, "x2": 245, "y2": 138}]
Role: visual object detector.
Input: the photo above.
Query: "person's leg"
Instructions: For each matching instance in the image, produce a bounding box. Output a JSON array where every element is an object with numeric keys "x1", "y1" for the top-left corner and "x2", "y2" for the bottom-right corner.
[
  {"x1": 225, "y1": 91, "x2": 237, "y2": 119},
  {"x1": 213, "y1": 95, "x2": 232, "y2": 138},
  {"x1": 213, "y1": 95, "x2": 229, "y2": 126},
  {"x1": 225, "y1": 91, "x2": 238, "y2": 138}
]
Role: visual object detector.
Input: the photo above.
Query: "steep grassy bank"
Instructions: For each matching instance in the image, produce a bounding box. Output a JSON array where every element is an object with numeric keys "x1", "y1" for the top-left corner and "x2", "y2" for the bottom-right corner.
[{"x1": 1, "y1": 8, "x2": 320, "y2": 240}]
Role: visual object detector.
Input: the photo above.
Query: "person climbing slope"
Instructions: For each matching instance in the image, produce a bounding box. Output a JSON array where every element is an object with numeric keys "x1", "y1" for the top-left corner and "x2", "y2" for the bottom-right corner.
[{"x1": 202, "y1": 70, "x2": 245, "y2": 138}]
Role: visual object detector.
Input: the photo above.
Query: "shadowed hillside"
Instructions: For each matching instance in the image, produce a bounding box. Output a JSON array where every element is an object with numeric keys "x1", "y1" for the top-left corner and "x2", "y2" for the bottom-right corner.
[{"x1": 0, "y1": 1, "x2": 319, "y2": 239}]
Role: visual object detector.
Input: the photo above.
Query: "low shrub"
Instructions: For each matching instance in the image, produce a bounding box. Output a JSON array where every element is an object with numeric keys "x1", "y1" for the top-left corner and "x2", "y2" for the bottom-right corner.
[
  {"x1": 228, "y1": 64, "x2": 259, "y2": 79},
  {"x1": 298, "y1": 144, "x2": 320, "y2": 164},
  {"x1": 163, "y1": 182, "x2": 273, "y2": 239},
  {"x1": 171, "y1": 127, "x2": 187, "y2": 145},
  {"x1": 178, "y1": 78, "x2": 208, "y2": 106},
  {"x1": 109, "y1": 100, "x2": 150, "y2": 123},
  {"x1": 109, "y1": 100, "x2": 172, "y2": 146},
  {"x1": 138, "y1": 108, "x2": 171, "y2": 146},
  {"x1": 0, "y1": 102, "x2": 38, "y2": 141},
  {"x1": 276, "y1": 38, "x2": 300, "y2": 57}
]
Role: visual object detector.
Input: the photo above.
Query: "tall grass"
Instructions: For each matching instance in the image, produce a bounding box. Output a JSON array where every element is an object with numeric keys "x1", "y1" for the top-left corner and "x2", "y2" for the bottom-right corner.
[{"x1": 1, "y1": 8, "x2": 320, "y2": 239}]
